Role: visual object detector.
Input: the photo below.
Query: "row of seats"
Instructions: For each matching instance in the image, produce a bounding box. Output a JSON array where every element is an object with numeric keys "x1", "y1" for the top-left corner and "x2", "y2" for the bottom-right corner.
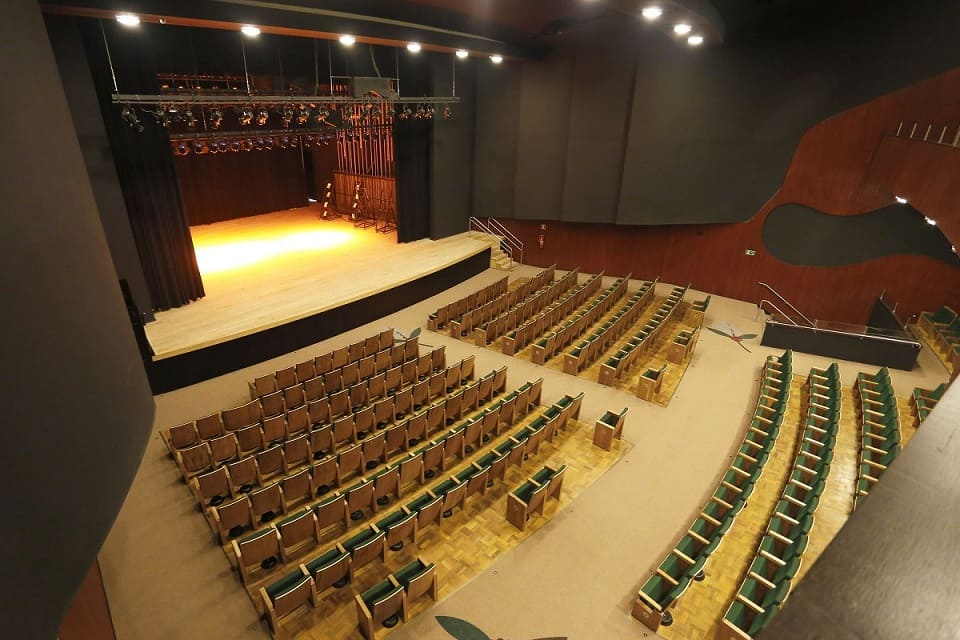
[
  {"x1": 598, "y1": 284, "x2": 689, "y2": 387},
  {"x1": 502, "y1": 271, "x2": 604, "y2": 356},
  {"x1": 427, "y1": 276, "x2": 508, "y2": 332},
  {"x1": 563, "y1": 277, "x2": 655, "y2": 375},
  {"x1": 167, "y1": 343, "x2": 444, "y2": 456},
  {"x1": 353, "y1": 557, "x2": 438, "y2": 639},
  {"x1": 448, "y1": 266, "x2": 556, "y2": 339},
  {"x1": 201, "y1": 367, "x2": 512, "y2": 542},
  {"x1": 918, "y1": 305, "x2": 960, "y2": 359},
  {"x1": 854, "y1": 368, "x2": 902, "y2": 510},
  {"x1": 505, "y1": 464, "x2": 566, "y2": 531},
  {"x1": 171, "y1": 350, "x2": 464, "y2": 480},
  {"x1": 913, "y1": 382, "x2": 947, "y2": 421},
  {"x1": 533, "y1": 274, "x2": 632, "y2": 366},
  {"x1": 252, "y1": 391, "x2": 584, "y2": 631},
  {"x1": 633, "y1": 351, "x2": 793, "y2": 631},
  {"x1": 249, "y1": 328, "x2": 398, "y2": 399},
  {"x1": 470, "y1": 267, "x2": 579, "y2": 347},
  {"x1": 721, "y1": 361, "x2": 840, "y2": 640}
]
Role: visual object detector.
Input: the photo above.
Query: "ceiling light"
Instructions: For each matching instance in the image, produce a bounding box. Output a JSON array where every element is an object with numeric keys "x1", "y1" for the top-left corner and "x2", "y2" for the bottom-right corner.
[
  {"x1": 641, "y1": 7, "x2": 663, "y2": 20},
  {"x1": 687, "y1": 35, "x2": 704, "y2": 46},
  {"x1": 674, "y1": 23, "x2": 692, "y2": 35},
  {"x1": 407, "y1": 42, "x2": 421, "y2": 53},
  {"x1": 339, "y1": 35, "x2": 356, "y2": 46},
  {"x1": 456, "y1": 49, "x2": 469, "y2": 59},
  {"x1": 925, "y1": 216, "x2": 937, "y2": 226},
  {"x1": 490, "y1": 54, "x2": 504, "y2": 64},
  {"x1": 895, "y1": 195, "x2": 908, "y2": 204},
  {"x1": 241, "y1": 25, "x2": 261, "y2": 37},
  {"x1": 116, "y1": 13, "x2": 140, "y2": 27}
]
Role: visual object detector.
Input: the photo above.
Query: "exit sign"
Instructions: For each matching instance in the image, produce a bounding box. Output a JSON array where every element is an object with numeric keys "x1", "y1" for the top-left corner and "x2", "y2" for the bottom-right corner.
[{"x1": 744, "y1": 249, "x2": 757, "y2": 256}]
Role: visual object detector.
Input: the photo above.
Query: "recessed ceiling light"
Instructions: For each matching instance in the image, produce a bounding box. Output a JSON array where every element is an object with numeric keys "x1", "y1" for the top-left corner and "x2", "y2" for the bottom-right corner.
[
  {"x1": 895, "y1": 195, "x2": 908, "y2": 204},
  {"x1": 925, "y1": 216, "x2": 937, "y2": 226},
  {"x1": 687, "y1": 35, "x2": 704, "y2": 46},
  {"x1": 490, "y1": 54, "x2": 503, "y2": 64},
  {"x1": 116, "y1": 13, "x2": 140, "y2": 27},
  {"x1": 641, "y1": 7, "x2": 663, "y2": 20},
  {"x1": 674, "y1": 23, "x2": 692, "y2": 35},
  {"x1": 456, "y1": 49, "x2": 469, "y2": 59},
  {"x1": 407, "y1": 42, "x2": 421, "y2": 53},
  {"x1": 241, "y1": 25, "x2": 260, "y2": 37},
  {"x1": 339, "y1": 34, "x2": 356, "y2": 46}
]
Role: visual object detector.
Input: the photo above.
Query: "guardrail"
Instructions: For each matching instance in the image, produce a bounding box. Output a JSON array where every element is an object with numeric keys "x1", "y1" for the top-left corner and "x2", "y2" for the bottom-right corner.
[{"x1": 468, "y1": 216, "x2": 524, "y2": 265}]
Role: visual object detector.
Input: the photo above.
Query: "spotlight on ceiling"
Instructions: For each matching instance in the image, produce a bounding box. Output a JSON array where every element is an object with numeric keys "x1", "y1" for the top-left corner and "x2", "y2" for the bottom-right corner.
[
  {"x1": 641, "y1": 6, "x2": 663, "y2": 21},
  {"x1": 673, "y1": 23, "x2": 692, "y2": 35},
  {"x1": 121, "y1": 105, "x2": 144, "y2": 132},
  {"x1": 895, "y1": 195, "x2": 908, "y2": 204},
  {"x1": 241, "y1": 25, "x2": 261, "y2": 37},
  {"x1": 455, "y1": 49, "x2": 469, "y2": 59},
  {"x1": 339, "y1": 34, "x2": 356, "y2": 46},
  {"x1": 208, "y1": 108, "x2": 223, "y2": 130},
  {"x1": 490, "y1": 54, "x2": 504, "y2": 64},
  {"x1": 687, "y1": 35, "x2": 704, "y2": 46},
  {"x1": 116, "y1": 13, "x2": 140, "y2": 27},
  {"x1": 407, "y1": 42, "x2": 422, "y2": 53},
  {"x1": 925, "y1": 216, "x2": 937, "y2": 226},
  {"x1": 239, "y1": 107, "x2": 254, "y2": 126},
  {"x1": 257, "y1": 108, "x2": 269, "y2": 126}
]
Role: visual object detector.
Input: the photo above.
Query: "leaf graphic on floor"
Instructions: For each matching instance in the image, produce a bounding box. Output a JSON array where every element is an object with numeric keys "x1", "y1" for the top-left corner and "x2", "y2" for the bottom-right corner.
[
  {"x1": 436, "y1": 616, "x2": 492, "y2": 640},
  {"x1": 707, "y1": 323, "x2": 757, "y2": 353}
]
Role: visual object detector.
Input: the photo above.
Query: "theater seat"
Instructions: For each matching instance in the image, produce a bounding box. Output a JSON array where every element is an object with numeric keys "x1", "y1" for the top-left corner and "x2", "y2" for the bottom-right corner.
[{"x1": 259, "y1": 568, "x2": 315, "y2": 632}]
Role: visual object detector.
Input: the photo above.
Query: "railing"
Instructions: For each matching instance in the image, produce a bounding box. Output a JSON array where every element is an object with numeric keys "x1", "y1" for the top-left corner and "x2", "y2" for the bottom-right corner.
[
  {"x1": 757, "y1": 282, "x2": 814, "y2": 327},
  {"x1": 895, "y1": 120, "x2": 960, "y2": 147},
  {"x1": 757, "y1": 299, "x2": 799, "y2": 326},
  {"x1": 468, "y1": 216, "x2": 525, "y2": 265}
]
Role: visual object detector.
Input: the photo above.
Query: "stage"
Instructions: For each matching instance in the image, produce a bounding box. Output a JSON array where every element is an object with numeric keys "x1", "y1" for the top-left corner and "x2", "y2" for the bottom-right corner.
[{"x1": 144, "y1": 207, "x2": 490, "y2": 392}]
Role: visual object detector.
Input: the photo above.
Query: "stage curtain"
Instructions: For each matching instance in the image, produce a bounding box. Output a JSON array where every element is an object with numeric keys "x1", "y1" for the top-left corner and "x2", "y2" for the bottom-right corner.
[
  {"x1": 80, "y1": 19, "x2": 204, "y2": 311},
  {"x1": 394, "y1": 119, "x2": 432, "y2": 242}
]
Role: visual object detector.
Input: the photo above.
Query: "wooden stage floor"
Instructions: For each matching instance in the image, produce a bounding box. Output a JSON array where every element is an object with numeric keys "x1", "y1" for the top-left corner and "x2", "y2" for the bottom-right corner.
[{"x1": 145, "y1": 207, "x2": 490, "y2": 360}]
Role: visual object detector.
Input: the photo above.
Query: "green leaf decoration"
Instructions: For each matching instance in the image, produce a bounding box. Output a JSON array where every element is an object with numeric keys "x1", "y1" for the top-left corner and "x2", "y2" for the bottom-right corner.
[
  {"x1": 739, "y1": 333, "x2": 758, "y2": 340},
  {"x1": 436, "y1": 616, "x2": 492, "y2": 640},
  {"x1": 707, "y1": 327, "x2": 732, "y2": 337}
]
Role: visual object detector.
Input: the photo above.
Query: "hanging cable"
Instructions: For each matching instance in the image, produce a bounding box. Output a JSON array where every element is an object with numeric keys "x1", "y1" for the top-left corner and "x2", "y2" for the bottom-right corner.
[
  {"x1": 240, "y1": 35, "x2": 251, "y2": 95},
  {"x1": 99, "y1": 19, "x2": 119, "y2": 94},
  {"x1": 369, "y1": 45, "x2": 381, "y2": 78},
  {"x1": 313, "y1": 39, "x2": 319, "y2": 94}
]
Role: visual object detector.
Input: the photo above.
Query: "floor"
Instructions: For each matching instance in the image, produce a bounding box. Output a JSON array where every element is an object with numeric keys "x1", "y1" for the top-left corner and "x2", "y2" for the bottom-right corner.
[
  {"x1": 99, "y1": 260, "x2": 950, "y2": 640},
  {"x1": 144, "y1": 208, "x2": 490, "y2": 359}
]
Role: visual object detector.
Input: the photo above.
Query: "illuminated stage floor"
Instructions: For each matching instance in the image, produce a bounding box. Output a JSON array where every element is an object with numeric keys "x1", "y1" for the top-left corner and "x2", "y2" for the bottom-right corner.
[{"x1": 145, "y1": 207, "x2": 490, "y2": 360}]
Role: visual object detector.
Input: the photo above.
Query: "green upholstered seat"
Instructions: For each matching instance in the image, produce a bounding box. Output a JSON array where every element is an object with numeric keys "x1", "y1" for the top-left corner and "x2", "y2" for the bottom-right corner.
[
  {"x1": 513, "y1": 481, "x2": 536, "y2": 502},
  {"x1": 362, "y1": 579, "x2": 401, "y2": 605},
  {"x1": 266, "y1": 568, "x2": 309, "y2": 600},
  {"x1": 304, "y1": 546, "x2": 347, "y2": 574},
  {"x1": 375, "y1": 509, "x2": 409, "y2": 531},
  {"x1": 406, "y1": 493, "x2": 434, "y2": 513},
  {"x1": 393, "y1": 558, "x2": 433, "y2": 587},
  {"x1": 343, "y1": 528, "x2": 377, "y2": 551},
  {"x1": 431, "y1": 478, "x2": 458, "y2": 497}
]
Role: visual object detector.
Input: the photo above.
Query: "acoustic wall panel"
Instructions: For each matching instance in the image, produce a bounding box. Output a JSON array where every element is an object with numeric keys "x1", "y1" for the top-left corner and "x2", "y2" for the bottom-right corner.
[
  {"x1": 560, "y1": 19, "x2": 639, "y2": 224},
  {"x1": 513, "y1": 48, "x2": 574, "y2": 220},
  {"x1": 473, "y1": 62, "x2": 522, "y2": 219},
  {"x1": 431, "y1": 56, "x2": 476, "y2": 238}
]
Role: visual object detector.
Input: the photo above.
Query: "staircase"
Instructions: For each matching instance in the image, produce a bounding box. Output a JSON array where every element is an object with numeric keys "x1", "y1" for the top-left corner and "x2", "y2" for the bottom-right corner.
[{"x1": 469, "y1": 231, "x2": 515, "y2": 270}]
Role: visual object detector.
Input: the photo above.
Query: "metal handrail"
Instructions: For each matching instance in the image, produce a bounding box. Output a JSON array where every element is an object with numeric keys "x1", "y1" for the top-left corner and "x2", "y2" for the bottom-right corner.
[
  {"x1": 764, "y1": 316, "x2": 921, "y2": 347},
  {"x1": 758, "y1": 299, "x2": 799, "y2": 326},
  {"x1": 468, "y1": 216, "x2": 514, "y2": 265},
  {"x1": 758, "y1": 282, "x2": 814, "y2": 327},
  {"x1": 895, "y1": 120, "x2": 960, "y2": 148},
  {"x1": 483, "y1": 217, "x2": 525, "y2": 265}
]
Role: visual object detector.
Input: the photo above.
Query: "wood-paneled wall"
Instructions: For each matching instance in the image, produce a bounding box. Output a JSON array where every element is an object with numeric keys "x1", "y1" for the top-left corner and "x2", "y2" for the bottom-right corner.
[{"x1": 59, "y1": 560, "x2": 116, "y2": 640}]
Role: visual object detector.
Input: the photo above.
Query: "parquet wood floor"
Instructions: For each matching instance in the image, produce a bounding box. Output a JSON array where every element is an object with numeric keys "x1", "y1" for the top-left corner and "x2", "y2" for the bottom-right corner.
[
  {"x1": 232, "y1": 405, "x2": 625, "y2": 639},
  {"x1": 658, "y1": 374, "x2": 807, "y2": 640}
]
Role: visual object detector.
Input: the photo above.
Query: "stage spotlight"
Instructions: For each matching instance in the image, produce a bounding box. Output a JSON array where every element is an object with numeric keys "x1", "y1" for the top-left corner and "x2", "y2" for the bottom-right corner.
[
  {"x1": 296, "y1": 107, "x2": 309, "y2": 125},
  {"x1": 192, "y1": 140, "x2": 205, "y2": 154},
  {"x1": 442, "y1": 106, "x2": 453, "y2": 119},
  {"x1": 184, "y1": 109, "x2": 197, "y2": 128},
  {"x1": 241, "y1": 25, "x2": 261, "y2": 37},
  {"x1": 116, "y1": 13, "x2": 140, "y2": 27},
  {"x1": 239, "y1": 107, "x2": 254, "y2": 126},
  {"x1": 282, "y1": 105, "x2": 295, "y2": 126},
  {"x1": 687, "y1": 35, "x2": 704, "y2": 46},
  {"x1": 208, "y1": 108, "x2": 223, "y2": 129},
  {"x1": 264, "y1": 136, "x2": 275, "y2": 150},
  {"x1": 121, "y1": 105, "x2": 144, "y2": 132},
  {"x1": 314, "y1": 106, "x2": 330, "y2": 123},
  {"x1": 208, "y1": 140, "x2": 219, "y2": 154},
  {"x1": 243, "y1": 138, "x2": 255, "y2": 151},
  {"x1": 339, "y1": 34, "x2": 356, "y2": 46},
  {"x1": 230, "y1": 139, "x2": 242, "y2": 152},
  {"x1": 674, "y1": 23, "x2": 692, "y2": 35},
  {"x1": 407, "y1": 42, "x2": 421, "y2": 53},
  {"x1": 256, "y1": 108, "x2": 269, "y2": 126},
  {"x1": 175, "y1": 141, "x2": 189, "y2": 156},
  {"x1": 424, "y1": 104, "x2": 436, "y2": 119},
  {"x1": 641, "y1": 6, "x2": 663, "y2": 20},
  {"x1": 456, "y1": 49, "x2": 469, "y2": 59},
  {"x1": 290, "y1": 135, "x2": 299, "y2": 148},
  {"x1": 415, "y1": 104, "x2": 427, "y2": 119},
  {"x1": 217, "y1": 140, "x2": 228, "y2": 153},
  {"x1": 489, "y1": 54, "x2": 503, "y2": 64},
  {"x1": 280, "y1": 135, "x2": 290, "y2": 148},
  {"x1": 255, "y1": 137, "x2": 265, "y2": 150}
]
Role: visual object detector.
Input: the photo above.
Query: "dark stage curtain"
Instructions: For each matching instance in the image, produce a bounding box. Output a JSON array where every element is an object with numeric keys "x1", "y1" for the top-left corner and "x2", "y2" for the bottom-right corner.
[
  {"x1": 80, "y1": 19, "x2": 204, "y2": 311},
  {"x1": 394, "y1": 119, "x2": 432, "y2": 242}
]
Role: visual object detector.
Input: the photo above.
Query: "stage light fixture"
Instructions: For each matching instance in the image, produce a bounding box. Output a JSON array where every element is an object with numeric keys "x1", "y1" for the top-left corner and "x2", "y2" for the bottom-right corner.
[
  {"x1": 282, "y1": 105, "x2": 295, "y2": 127},
  {"x1": 257, "y1": 108, "x2": 269, "y2": 126},
  {"x1": 230, "y1": 140, "x2": 242, "y2": 152},
  {"x1": 641, "y1": 6, "x2": 663, "y2": 20},
  {"x1": 241, "y1": 25, "x2": 261, "y2": 37},
  {"x1": 192, "y1": 140, "x2": 205, "y2": 154},
  {"x1": 687, "y1": 35, "x2": 704, "y2": 46},
  {"x1": 674, "y1": 23, "x2": 692, "y2": 35},
  {"x1": 255, "y1": 137, "x2": 265, "y2": 150},
  {"x1": 239, "y1": 107, "x2": 254, "y2": 126},
  {"x1": 243, "y1": 138, "x2": 255, "y2": 151},
  {"x1": 314, "y1": 106, "x2": 330, "y2": 123},
  {"x1": 895, "y1": 195, "x2": 908, "y2": 204},
  {"x1": 176, "y1": 142, "x2": 189, "y2": 156},
  {"x1": 456, "y1": 49, "x2": 469, "y2": 59},
  {"x1": 184, "y1": 109, "x2": 197, "y2": 128},
  {"x1": 290, "y1": 135, "x2": 299, "y2": 148},
  {"x1": 116, "y1": 13, "x2": 140, "y2": 27},
  {"x1": 339, "y1": 35, "x2": 356, "y2": 46},
  {"x1": 442, "y1": 106, "x2": 453, "y2": 119},
  {"x1": 217, "y1": 140, "x2": 228, "y2": 153},
  {"x1": 121, "y1": 105, "x2": 144, "y2": 132},
  {"x1": 407, "y1": 42, "x2": 422, "y2": 53},
  {"x1": 208, "y1": 108, "x2": 223, "y2": 129},
  {"x1": 296, "y1": 107, "x2": 309, "y2": 125},
  {"x1": 490, "y1": 54, "x2": 504, "y2": 64}
]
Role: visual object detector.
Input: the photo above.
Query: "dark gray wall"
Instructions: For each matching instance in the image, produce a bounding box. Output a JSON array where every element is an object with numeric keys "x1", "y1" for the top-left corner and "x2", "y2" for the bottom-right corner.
[
  {"x1": 0, "y1": 2, "x2": 155, "y2": 637},
  {"x1": 430, "y1": 55, "x2": 476, "y2": 239},
  {"x1": 46, "y1": 15, "x2": 155, "y2": 321},
  {"x1": 762, "y1": 203, "x2": 960, "y2": 267},
  {"x1": 471, "y1": 0, "x2": 960, "y2": 226}
]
